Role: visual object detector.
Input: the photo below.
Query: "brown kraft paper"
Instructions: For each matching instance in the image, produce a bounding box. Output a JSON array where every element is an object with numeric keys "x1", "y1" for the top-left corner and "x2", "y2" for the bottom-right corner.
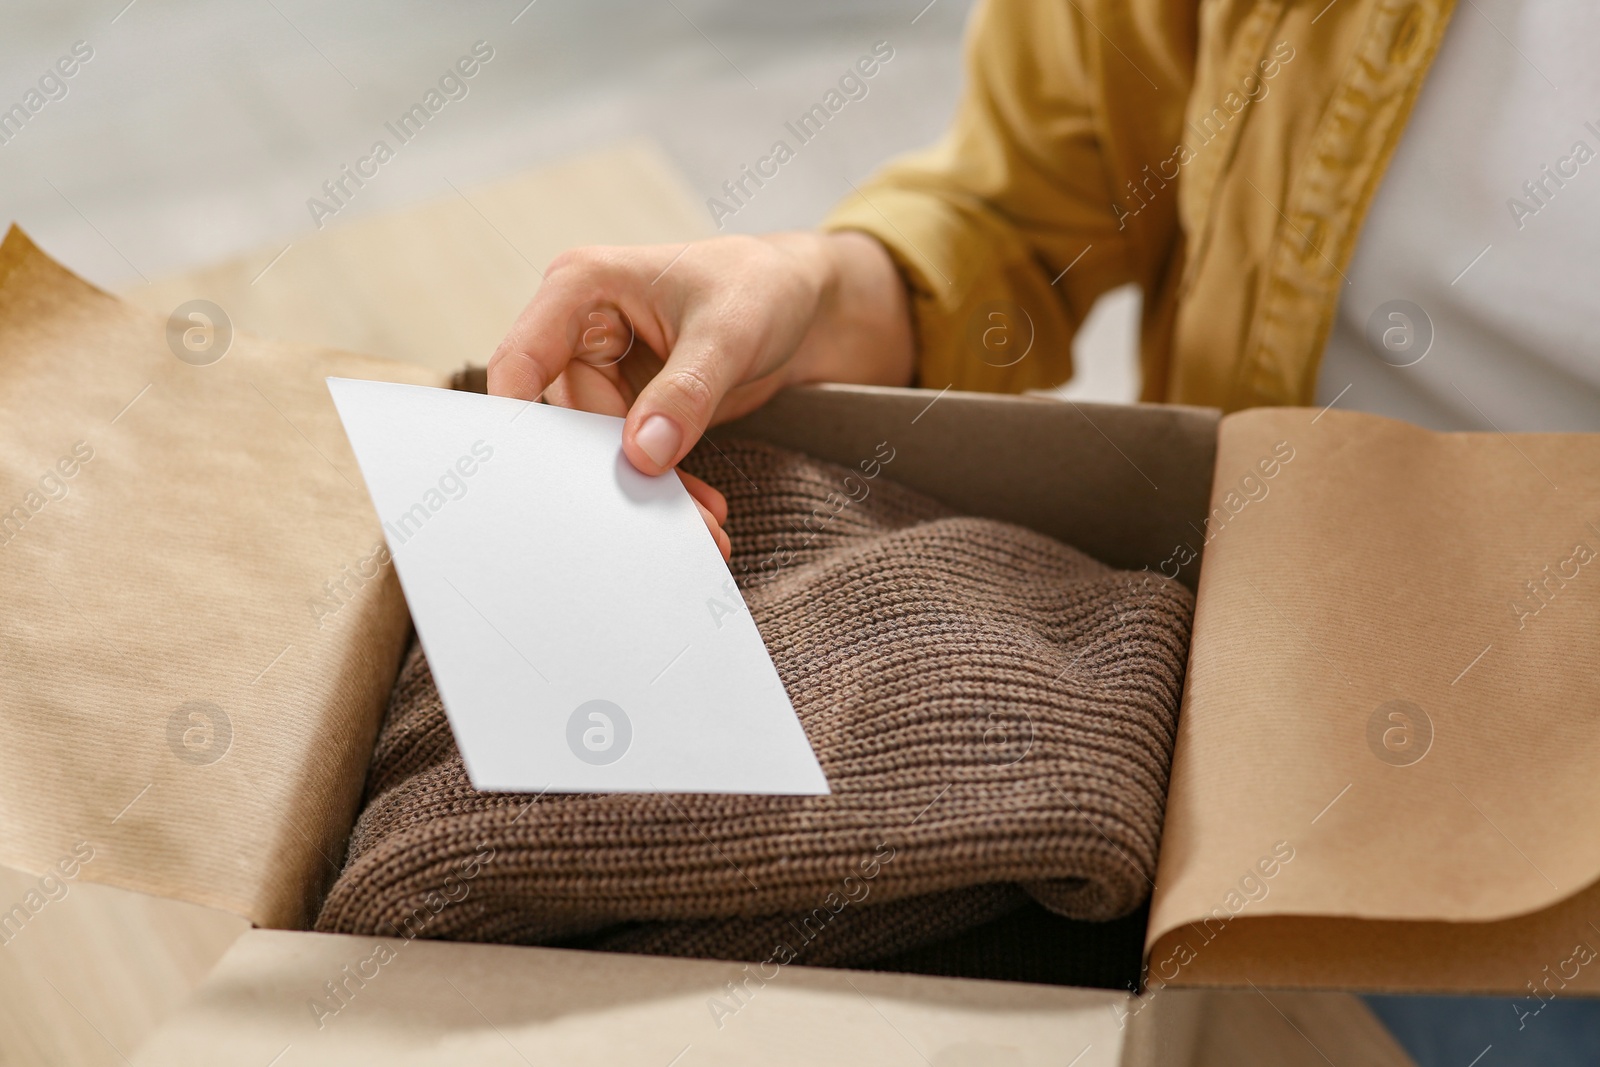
[
  {"x1": 0, "y1": 227, "x2": 441, "y2": 929},
  {"x1": 1148, "y1": 406, "x2": 1600, "y2": 993}
]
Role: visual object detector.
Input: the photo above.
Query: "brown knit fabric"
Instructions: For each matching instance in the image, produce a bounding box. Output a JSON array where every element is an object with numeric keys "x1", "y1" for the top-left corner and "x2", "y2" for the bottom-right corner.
[{"x1": 315, "y1": 440, "x2": 1194, "y2": 966}]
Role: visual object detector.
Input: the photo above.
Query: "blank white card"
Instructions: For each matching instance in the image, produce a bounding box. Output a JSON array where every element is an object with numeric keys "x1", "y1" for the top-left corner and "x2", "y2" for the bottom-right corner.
[{"x1": 327, "y1": 378, "x2": 828, "y2": 795}]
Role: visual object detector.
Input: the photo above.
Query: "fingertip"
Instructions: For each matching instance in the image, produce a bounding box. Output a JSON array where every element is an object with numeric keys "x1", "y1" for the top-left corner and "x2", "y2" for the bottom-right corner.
[
  {"x1": 628, "y1": 412, "x2": 684, "y2": 474},
  {"x1": 704, "y1": 483, "x2": 729, "y2": 526},
  {"x1": 621, "y1": 437, "x2": 665, "y2": 476},
  {"x1": 677, "y1": 471, "x2": 729, "y2": 525},
  {"x1": 486, "y1": 345, "x2": 546, "y2": 400}
]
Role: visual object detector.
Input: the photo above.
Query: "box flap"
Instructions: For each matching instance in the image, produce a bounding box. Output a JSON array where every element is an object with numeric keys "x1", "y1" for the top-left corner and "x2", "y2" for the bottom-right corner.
[
  {"x1": 1148, "y1": 406, "x2": 1600, "y2": 993},
  {"x1": 0, "y1": 227, "x2": 442, "y2": 928},
  {"x1": 130, "y1": 928, "x2": 1129, "y2": 1065}
]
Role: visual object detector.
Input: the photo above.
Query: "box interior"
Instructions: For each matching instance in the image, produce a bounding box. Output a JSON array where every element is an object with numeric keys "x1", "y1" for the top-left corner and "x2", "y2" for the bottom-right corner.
[
  {"x1": 432, "y1": 375, "x2": 1223, "y2": 991},
  {"x1": 702, "y1": 383, "x2": 1219, "y2": 989},
  {"x1": 720, "y1": 384, "x2": 1220, "y2": 595}
]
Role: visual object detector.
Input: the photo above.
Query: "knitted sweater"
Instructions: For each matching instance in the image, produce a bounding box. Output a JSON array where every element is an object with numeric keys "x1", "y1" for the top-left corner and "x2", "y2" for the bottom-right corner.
[{"x1": 314, "y1": 439, "x2": 1194, "y2": 967}]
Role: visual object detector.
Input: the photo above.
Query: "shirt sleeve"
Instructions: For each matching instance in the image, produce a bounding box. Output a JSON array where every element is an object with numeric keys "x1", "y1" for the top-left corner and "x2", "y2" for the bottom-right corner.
[{"x1": 821, "y1": 0, "x2": 1146, "y2": 394}]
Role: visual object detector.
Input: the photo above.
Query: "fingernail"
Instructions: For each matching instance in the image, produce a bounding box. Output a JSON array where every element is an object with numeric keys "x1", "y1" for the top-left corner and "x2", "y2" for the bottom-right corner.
[{"x1": 635, "y1": 414, "x2": 682, "y2": 469}]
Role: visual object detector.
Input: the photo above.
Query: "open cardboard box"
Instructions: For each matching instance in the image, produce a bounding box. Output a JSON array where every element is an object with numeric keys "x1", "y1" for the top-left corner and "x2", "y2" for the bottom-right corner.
[{"x1": 3, "y1": 225, "x2": 1599, "y2": 1063}]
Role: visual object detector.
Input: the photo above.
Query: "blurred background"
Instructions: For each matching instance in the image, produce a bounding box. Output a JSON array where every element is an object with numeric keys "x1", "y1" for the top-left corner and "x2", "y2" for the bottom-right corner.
[{"x1": 0, "y1": 0, "x2": 1139, "y2": 400}]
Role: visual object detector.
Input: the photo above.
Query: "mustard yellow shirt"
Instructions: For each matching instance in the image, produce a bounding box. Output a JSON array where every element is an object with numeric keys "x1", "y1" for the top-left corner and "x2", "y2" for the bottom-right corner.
[{"x1": 823, "y1": 0, "x2": 1457, "y2": 411}]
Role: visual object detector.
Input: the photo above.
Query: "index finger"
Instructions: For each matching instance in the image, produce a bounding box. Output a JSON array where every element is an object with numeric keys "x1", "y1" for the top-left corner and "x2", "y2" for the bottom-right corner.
[{"x1": 486, "y1": 249, "x2": 643, "y2": 400}]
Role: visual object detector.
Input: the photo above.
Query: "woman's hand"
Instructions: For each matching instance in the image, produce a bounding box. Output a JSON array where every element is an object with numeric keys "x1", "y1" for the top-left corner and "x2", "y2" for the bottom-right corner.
[{"x1": 487, "y1": 230, "x2": 915, "y2": 556}]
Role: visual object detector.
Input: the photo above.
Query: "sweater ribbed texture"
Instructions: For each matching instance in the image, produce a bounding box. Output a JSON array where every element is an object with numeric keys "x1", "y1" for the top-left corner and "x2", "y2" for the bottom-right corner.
[{"x1": 315, "y1": 440, "x2": 1193, "y2": 966}]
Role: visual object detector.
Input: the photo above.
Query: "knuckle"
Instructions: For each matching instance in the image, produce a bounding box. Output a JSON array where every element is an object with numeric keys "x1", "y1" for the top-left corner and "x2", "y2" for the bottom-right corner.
[
  {"x1": 545, "y1": 246, "x2": 618, "y2": 291},
  {"x1": 710, "y1": 233, "x2": 765, "y2": 259},
  {"x1": 486, "y1": 339, "x2": 522, "y2": 374},
  {"x1": 544, "y1": 245, "x2": 595, "y2": 277},
  {"x1": 656, "y1": 365, "x2": 717, "y2": 426},
  {"x1": 547, "y1": 244, "x2": 636, "y2": 282}
]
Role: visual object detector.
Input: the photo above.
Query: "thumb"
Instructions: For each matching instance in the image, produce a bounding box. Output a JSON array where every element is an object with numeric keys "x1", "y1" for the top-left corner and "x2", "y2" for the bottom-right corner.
[{"x1": 623, "y1": 322, "x2": 743, "y2": 475}]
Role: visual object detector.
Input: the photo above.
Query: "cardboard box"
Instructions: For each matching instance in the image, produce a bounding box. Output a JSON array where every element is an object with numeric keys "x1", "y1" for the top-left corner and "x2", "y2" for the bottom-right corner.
[
  {"x1": 0, "y1": 226, "x2": 1180, "y2": 1065},
  {"x1": 119, "y1": 382, "x2": 1217, "y2": 1066},
  {"x1": 3, "y1": 226, "x2": 1596, "y2": 1063}
]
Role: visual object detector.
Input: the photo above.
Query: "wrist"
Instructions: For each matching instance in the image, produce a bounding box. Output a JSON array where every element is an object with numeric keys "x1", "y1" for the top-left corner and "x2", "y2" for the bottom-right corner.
[{"x1": 773, "y1": 230, "x2": 915, "y2": 389}]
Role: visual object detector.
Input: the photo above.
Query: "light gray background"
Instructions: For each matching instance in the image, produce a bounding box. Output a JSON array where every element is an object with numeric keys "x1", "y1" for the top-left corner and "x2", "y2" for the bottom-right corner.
[{"x1": 0, "y1": 0, "x2": 1138, "y2": 400}]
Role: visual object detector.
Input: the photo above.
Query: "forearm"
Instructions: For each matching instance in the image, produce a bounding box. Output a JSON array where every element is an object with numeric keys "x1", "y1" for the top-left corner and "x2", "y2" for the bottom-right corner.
[{"x1": 776, "y1": 230, "x2": 916, "y2": 389}]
